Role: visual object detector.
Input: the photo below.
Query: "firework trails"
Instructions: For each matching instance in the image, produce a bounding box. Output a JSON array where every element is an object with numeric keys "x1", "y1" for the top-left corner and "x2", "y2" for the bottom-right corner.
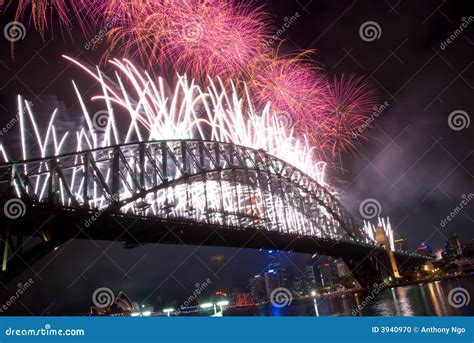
[
  {"x1": 1, "y1": 1, "x2": 387, "y2": 244},
  {"x1": 363, "y1": 217, "x2": 396, "y2": 251},
  {"x1": 1, "y1": 56, "x2": 328, "y2": 182},
  {"x1": 3, "y1": 1, "x2": 377, "y2": 156}
]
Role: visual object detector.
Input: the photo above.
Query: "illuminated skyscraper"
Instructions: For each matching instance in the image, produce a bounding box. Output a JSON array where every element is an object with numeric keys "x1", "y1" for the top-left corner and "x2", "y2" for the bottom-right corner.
[
  {"x1": 311, "y1": 261, "x2": 323, "y2": 289},
  {"x1": 336, "y1": 259, "x2": 350, "y2": 277},
  {"x1": 249, "y1": 275, "x2": 266, "y2": 304},
  {"x1": 319, "y1": 256, "x2": 338, "y2": 287},
  {"x1": 444, "y1": 234, "x2": 463, "y2": 259},
  {"x1": 264, "y1": 269, "x2": 280, "y2": 298}
]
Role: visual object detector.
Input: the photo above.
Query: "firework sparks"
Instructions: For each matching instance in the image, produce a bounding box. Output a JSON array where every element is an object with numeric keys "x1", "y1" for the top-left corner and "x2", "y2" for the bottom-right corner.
[
  {"x1": 248, "y1": 51, "x2": 326, "y2": 124},
  {"x1": 2, "y1": 1, "x2": 378, "y2": 159},
  {"x1": 299, "y1": 74, "x2": 379, "y2": 157},
  {"x1": 363, "y1": 216, "x2": 395, "y2": 251},
  {"x1": 4, "y1": 0, "x2": 95, "y2": 36},
  {"x1": 104, "y1": 0, "x2": 271, "y2": 80},
  {"x1": 9, "y1": 56, "x2": 324, "y2": 186}
]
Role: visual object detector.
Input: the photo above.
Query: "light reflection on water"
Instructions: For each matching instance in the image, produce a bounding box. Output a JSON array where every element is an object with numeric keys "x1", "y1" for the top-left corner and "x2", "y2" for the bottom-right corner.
[{"x1": 226, "y1": 277, "x2": 474, "y2": 316}]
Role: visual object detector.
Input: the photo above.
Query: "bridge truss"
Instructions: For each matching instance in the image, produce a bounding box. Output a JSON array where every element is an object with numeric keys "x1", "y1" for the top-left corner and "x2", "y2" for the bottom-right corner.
[{"x1": 1, "y1": 140, "x2": 364, "y2": 242}]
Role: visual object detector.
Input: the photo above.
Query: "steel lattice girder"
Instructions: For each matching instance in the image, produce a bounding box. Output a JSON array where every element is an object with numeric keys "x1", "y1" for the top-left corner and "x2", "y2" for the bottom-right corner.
[{"x1": 0, "y1": 140, "x2": 364, "y2": 242}]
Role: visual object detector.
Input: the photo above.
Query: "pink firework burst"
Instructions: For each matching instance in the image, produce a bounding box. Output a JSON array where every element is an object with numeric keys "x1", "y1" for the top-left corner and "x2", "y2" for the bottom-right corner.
[
  {"x1": 248, "y1": 51, "x2": 326, "y2": 125},
  {"x1": 105, "y1": 0, "x2": 271, "y2": 80},
  {"x1": 315, "y1": 74, "x2": 379, "y2": 155},
  {"x1": 165, "y1": 0, "x2": 270, "y2": 80},
  {"x1": 103, "y1": 1, "x2": 167, "y2": 62},
  {"x1": 5, "y1": 0, "x2": 96, "y2": 36}
]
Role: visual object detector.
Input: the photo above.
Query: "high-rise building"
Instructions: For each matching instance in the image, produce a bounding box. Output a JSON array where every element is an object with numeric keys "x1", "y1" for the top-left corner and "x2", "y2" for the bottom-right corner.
[
  {"x1": 261, "y1": 250, "x2": 294, "y2": 298},
  {"x1": 311, "y1": 260, "x2": 323, "y2": 289},
  {"x1": 444, "y1": 234, "x2": 463, "y2": 259},
  {"x1": 279, "y1": 266, "x2": 293, "y2": 290},
  {"x1": 335, "y1": 259, "x2": 350, "y2": 277},
  {"x1": 249, "y1": 275, "x2": 266, "y2": 304},
  {"x1": 291, "y1": 275, "x2": 305, "y2": 297},
  {"x1": 319, "y1": 256, "x2": 338, "y2": 287},
  {"x1": 305, "y1": 265, "x2": 317, "y2": 287},
  {"x1": 264, "y1": 270, "x2": 280, "y2": 298}
]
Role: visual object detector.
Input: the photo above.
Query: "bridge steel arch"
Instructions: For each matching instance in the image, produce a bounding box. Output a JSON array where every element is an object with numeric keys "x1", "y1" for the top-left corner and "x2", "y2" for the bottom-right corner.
[{"x1": 0, "y1": 140, "x2": 429, "y2": 286}]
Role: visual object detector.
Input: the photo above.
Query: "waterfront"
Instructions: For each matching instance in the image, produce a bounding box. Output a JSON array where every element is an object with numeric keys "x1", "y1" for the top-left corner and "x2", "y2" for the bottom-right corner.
[{"x1": 226, "y1": 277, "x2": 474, "y2": 316}]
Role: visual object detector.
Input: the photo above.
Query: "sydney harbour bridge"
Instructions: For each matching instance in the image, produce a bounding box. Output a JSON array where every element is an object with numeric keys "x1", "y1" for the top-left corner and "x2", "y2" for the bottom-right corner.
[{"x1": 0, "y1": 139, "x2": 430, "y2": 287}]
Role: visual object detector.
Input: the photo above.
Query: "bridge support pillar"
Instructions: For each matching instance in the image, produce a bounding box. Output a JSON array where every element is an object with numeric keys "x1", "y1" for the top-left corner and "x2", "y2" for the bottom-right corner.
[{"x1": 0, "y1": 208, "x2": 67, "y2": 283}]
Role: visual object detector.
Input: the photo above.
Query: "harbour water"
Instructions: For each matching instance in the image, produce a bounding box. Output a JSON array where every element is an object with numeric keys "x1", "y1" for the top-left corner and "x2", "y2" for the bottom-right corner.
[{"x1": 226, "y1": 277, "x2": 474, "y2": 316}]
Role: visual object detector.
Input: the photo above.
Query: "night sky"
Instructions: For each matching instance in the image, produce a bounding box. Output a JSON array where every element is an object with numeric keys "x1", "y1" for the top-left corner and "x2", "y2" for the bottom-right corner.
[{"x1": 0, "y1": 0, "x2": 473, "y2": 315}]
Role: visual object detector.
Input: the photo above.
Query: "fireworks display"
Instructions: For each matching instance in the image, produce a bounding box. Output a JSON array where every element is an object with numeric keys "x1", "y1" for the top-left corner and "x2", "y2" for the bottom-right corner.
[
  {"x1": 248, "y1": 51, "x2": 326, "y2": 125},
  {"x1": 102, "y1": 0, "x2": 270, "y2": 80},
  {"x1": 1, "y1": 0, "x2": 380, "y2": 197},
  {"x1": 4, "y1": 0, "x2": 92, "y2": 35},
  {"x1": 0, "y1": 57, "x2": 349, "y2": 239},
  {"x1": 316, "y1": 74, "x2": 378, "y2": 155},
  {"x1": 0, "y1": 56, "x2": 328, "y2": 187},
  {"x1": 363, "y1": 217, "x2": 396, "y2": 251}
]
